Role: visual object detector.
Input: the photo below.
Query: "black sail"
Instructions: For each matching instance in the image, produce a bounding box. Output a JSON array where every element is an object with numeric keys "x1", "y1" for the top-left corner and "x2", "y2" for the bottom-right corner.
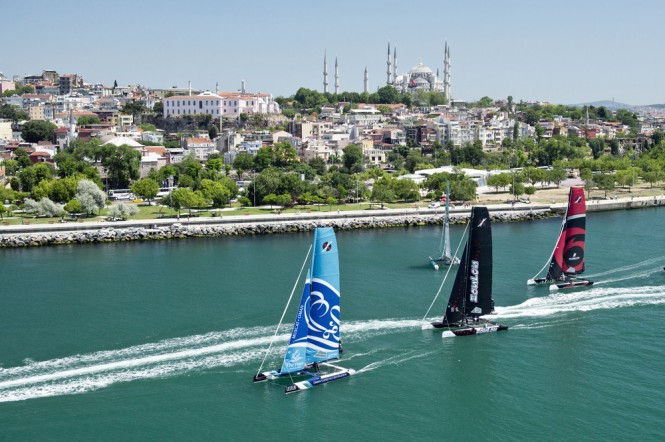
[{"x1": 444, "y1": 207, "x2": 493, "y2": 324}]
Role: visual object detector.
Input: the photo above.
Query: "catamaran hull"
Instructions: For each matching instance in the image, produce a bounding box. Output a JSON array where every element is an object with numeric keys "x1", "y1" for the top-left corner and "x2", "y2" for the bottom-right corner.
[
  {"x1": 423, "y1": 321, "x2": 508, "y2": 337},
  {"x1": 528, "y1": 277, "x2": 593, "y2": 290},
  {"x1": 253, "y1": 364, "x2": 355, "y2": 394},
  {"x1": 430, "y1": 256, "x2": 460, "y2": 270},
  {"x1": 285, "y1": 367, "x2": 356, "y2": 394},
  {"x1": 550, "y1": 280, "x2": 593, "y2": 290}
]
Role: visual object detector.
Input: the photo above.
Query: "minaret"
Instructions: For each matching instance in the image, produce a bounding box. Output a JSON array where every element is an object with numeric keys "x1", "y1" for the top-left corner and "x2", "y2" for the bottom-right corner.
[
  {"x1": 68, "y1": 109, "x2": 75, "y2": 138},
  {"x1": 334, "y1": 57, "x2": 339, "y2": 94},
  {"x1": 188, "y1": 80, "x2": 192, "y2": 96},
  {"x1": 443, "y1": 42, "x2": 451, "y2": 99},
  {"x1": 386, "y1": 42, "x2": 392, "y2": 85},
  {"x1": 241, "y1": 79, "x2": 245, "y2": 94},
  {"x1": 363, "y1": 66, "x2": 369, "y2": 94},
  {"x1": 323, "y1": 50, "x2": 329, "y2": 94},
  {"x1": 392, "y1": 46, "x2": 397, "y2": 87},
  {"x1": 215, "y1": 81, "x2": 219, "y2": 94}
]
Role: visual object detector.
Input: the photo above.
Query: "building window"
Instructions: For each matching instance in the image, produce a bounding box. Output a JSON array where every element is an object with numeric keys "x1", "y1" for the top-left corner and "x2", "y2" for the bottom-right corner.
[{"x1": 199, "y1": 101, "x2": 202, "y2": 109}]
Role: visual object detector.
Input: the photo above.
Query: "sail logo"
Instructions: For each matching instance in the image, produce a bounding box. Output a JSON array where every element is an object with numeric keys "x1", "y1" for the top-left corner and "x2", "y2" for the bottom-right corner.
[
  {"x1": 322, "y1": 241, "x2": 332, "y2": 252},
  {"x1": 477, "y1": 218, "x2": 487, "y2": 227},
  {"x1": 291, "y1": 304, "x2": 304, "y2": 339},
  {"x1": 574, "y1": 196, "x2": 582, "y2": 203},
  {"x1": 469, "y1": 259, "x2": 479, "y2": 302}
]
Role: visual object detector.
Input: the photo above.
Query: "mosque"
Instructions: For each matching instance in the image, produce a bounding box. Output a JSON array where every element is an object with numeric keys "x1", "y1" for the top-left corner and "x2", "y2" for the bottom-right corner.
[{"x1": 322, "y1": 42, "x2": 451, "y2": 97}]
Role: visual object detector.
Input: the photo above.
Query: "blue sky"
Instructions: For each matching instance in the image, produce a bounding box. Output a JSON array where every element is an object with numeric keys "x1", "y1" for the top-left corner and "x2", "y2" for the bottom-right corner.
[{"x1": 3, "y1": 0, "x2": 664, "y2": 105}]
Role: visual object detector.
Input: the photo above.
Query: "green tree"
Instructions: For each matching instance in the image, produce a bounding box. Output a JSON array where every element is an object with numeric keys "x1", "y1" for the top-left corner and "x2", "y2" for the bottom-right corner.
[
  {"x1": 233, "y1": 152, "x2": 256, "y2": 172},
  {"x1": 101, "y1": 144, "x2": 141, "y2": 188},
  {"x1": 64, "y1": 199, "x2": 82, "y2": 215},
  {"x1": 131, "y1": 178, "x2": 160, "y2": 204},
  {"x1": 376, "y1": 85, "x2": 401, "y2": 104},
  {"x1": 77, "y1": 116, "x2": 101, "y2": 126},
  {"x1": 593, "y1": 173, "x2": 616, "y2": 198},
  {"x1": 393, "y1": 178, "x2": 420, "y2": 202},
  {"x1": 0, "y1": 103, "x2": 29, "y2": 122},
  {"x1": 121, "y1": 101, "x2": 147, "y2": 116},
  {"x1": 13, "y1": 148, "x2": 32, "y2": 169},
  {"x1": 487, "y1": 173, "x2": 511, "y2": 193},
  {"x1": 170, "y1": 187, "x2": 206, "y2": 216},
  {"x1": 17, "y1": 167, "x2": 38, "y2": 192},
  {"x1": 342, "y1": 144, "x2": 363, "y2": 172},
  {"x1": 21, "y1": 121, "x2": 57, "y2": 143},
  {"x1": 200, "y1": 178, "x2": 231, "y2": 208},
  {"x1": 371, "y1": 176, "x2": 396, "y2": 207},
  {"x1": 308, "y1": 157, "x2": 327, "y2": 175}
]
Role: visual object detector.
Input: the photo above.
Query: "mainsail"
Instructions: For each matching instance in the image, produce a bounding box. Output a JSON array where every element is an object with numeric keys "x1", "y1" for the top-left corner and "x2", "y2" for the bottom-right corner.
[
  {"x1": 254, "y1": 227, "x2": 354, "y2": 392},
  {"x1": 546, "y1": 187, "x2": 587, "y2": 280},
  {"x1": 280, "y1": 228, "x2": 340, "y2": 373},
  {"x1": 444, "y1": 206, "x2": 493, "y2": 324}
]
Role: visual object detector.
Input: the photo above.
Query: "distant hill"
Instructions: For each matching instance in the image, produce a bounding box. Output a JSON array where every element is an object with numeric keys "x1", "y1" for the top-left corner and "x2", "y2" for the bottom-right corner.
[
  {"x1": 644, "y1": 104, "x2": 665, "y2": 109},
  {"x1": 568, "y1": 100, "x2": 633, "y2": 110}
]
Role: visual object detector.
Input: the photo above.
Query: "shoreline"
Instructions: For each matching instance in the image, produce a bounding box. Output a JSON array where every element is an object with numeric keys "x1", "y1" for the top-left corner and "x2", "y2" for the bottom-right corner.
[{"x1": 0, "y1": 195, "x2": 663, "y2": 248}]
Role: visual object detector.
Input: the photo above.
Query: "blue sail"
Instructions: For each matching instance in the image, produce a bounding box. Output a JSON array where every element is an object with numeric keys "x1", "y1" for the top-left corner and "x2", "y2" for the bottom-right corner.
[
  {"x1": 305, "y1": 227, "x2": 341, "y2": 365},
  {"x1": 279, "y1": 272, "x2": 311, "y2": 374}
]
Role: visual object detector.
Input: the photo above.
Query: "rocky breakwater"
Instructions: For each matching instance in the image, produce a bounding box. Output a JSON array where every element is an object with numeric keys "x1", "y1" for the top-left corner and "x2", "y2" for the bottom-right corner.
[{"x1": 0, "y1": 208, "x2": 551, "y2": 248}]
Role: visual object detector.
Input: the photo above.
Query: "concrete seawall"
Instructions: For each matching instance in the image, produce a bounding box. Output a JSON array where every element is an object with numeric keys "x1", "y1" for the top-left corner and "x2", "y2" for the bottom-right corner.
[{"x1": 0, "y1": 195, "x2": 663, "y2": 248}]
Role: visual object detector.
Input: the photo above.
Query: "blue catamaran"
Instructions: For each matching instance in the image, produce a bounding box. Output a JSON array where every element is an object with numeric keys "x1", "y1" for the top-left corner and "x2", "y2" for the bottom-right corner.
[{"x1": 253, "y1": 227, "x2": 355, "y2": 393}]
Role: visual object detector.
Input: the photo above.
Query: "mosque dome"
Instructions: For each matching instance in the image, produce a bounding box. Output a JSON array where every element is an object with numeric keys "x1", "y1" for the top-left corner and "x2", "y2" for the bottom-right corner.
[{"x1": 409, "y1": 62, "x2": 433, "y2": 75}]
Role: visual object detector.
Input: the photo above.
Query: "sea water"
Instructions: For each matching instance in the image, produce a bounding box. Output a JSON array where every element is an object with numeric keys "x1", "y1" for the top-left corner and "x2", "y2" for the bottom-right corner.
[{"x1": 1, "y1": 207, "x2": 664, "y2": 440}]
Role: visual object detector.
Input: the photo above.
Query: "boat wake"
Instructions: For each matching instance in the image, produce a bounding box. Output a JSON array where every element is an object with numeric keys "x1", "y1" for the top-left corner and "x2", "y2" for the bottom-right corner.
[
  {"x1": 494, "y1": 285, "x2": 665, "y2": 321},
  {"x1": 585, "y1": 257, "x2": 665, "y2": 285},
  {"x1": 0, "y1": 319, "x2": 419, "y2": 403}
]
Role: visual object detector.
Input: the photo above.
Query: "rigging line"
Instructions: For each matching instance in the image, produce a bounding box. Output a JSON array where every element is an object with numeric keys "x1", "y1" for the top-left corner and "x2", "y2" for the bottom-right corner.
[
  {"x1": 530, "y1": 211, "x2": 566, "y2": 280},
  {"x1": 421, "y1": 218, "x2": 470, "y2": 323},
  {"x1": 255, "y1": 244, "x2": 313, "y2": 377}
]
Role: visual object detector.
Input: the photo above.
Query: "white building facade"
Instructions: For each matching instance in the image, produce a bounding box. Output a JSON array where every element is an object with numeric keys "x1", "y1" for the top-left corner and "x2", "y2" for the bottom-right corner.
[{"x1": 163, "y1": 91, "x2": 280, "y2": 118}]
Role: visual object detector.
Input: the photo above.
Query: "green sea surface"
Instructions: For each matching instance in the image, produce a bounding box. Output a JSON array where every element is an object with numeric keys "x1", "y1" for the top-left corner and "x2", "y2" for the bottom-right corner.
[{"x1": 1, "y1": 207, "x2": 664, "y2": 440}]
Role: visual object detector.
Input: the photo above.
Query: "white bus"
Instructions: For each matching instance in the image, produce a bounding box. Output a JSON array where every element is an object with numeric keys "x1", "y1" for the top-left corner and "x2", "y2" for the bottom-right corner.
[{"x1": 108, "y1": 189, "x2": 133, "y2": 200}]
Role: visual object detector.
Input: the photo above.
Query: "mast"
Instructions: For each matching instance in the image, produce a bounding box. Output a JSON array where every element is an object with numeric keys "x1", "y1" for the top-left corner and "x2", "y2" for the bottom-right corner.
[
  {"x1": 444, "y1": 180, "x2": 452, "y2": 260},
  {"x1": 444, "y1": 207, "x2": 492, "y2": 324},
  {"x1": 546, "y1": 187, "x2": 587, "y2": 280}
]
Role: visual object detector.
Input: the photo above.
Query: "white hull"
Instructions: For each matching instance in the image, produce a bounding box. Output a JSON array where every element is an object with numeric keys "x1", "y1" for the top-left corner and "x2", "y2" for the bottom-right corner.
[{"x1": 255, "y1": 363, "x2": 355, "y2": 394}]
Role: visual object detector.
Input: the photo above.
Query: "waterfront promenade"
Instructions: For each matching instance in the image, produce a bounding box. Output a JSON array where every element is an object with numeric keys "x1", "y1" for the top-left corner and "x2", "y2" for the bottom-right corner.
[{"x1": 0, "y1": 194, "x2": 663, "y2": 248}]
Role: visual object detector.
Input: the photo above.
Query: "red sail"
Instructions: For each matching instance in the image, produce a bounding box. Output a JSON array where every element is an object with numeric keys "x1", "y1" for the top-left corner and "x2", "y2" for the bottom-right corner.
[{"x1": 548, "y1": 187, "x2": 586, "y2": 279}]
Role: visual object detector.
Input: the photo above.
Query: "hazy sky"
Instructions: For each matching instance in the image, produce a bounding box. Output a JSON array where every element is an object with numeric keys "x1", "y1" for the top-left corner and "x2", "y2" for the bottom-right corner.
[{"x1": 3, "y1": 0, "x2": 664, "y2": 105}]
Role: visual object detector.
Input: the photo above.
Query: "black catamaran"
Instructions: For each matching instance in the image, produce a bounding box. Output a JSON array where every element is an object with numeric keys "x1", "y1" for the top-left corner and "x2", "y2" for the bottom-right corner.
[
  {"x1": 527, "y1": 187, "x2": 593, "y2": 290},
  {"x1": 423, "y1": 206, "x2": 508, "y2": 337}
]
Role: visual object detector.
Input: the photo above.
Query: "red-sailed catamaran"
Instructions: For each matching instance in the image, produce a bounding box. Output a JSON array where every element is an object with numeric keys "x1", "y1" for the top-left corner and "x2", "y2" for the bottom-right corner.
[{"x1": 527, "y1": 187, "x2": 593, "y2": 290}]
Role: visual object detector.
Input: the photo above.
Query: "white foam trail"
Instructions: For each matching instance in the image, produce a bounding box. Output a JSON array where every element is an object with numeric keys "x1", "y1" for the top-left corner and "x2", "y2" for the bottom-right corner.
[
  {"x1": 494, "y1": 285, "x2": 665, "y2": 320},
  {"x1": 586, "y1": 257, "x2": 664, "y2": 279},
  {"x1": 594, "y1": 267, "x2": 664, "y2": 285},
  {"x1": 356, "y1": 350, "x2": 435, "y2": 374},
  {"x1": 0, "y1": 318, "x2": 423, "y2": 403}
]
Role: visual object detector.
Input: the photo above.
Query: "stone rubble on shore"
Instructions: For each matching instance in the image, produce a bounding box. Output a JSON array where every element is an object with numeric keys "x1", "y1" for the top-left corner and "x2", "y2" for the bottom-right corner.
[{"x1": 0, "y1": 210, "x2": 551, "y2": 248}]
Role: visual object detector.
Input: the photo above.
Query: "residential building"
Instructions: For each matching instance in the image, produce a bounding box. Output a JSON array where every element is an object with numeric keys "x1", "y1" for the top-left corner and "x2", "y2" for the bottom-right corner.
[{"x1": 184, "y1": 137, "x2": 216, "y2": 161}]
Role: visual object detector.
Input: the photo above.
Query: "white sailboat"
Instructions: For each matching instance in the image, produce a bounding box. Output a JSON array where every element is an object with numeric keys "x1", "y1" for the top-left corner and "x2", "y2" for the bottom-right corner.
[{"x1": 430, "y1": 180, "x2": 460, "y2": 269}]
